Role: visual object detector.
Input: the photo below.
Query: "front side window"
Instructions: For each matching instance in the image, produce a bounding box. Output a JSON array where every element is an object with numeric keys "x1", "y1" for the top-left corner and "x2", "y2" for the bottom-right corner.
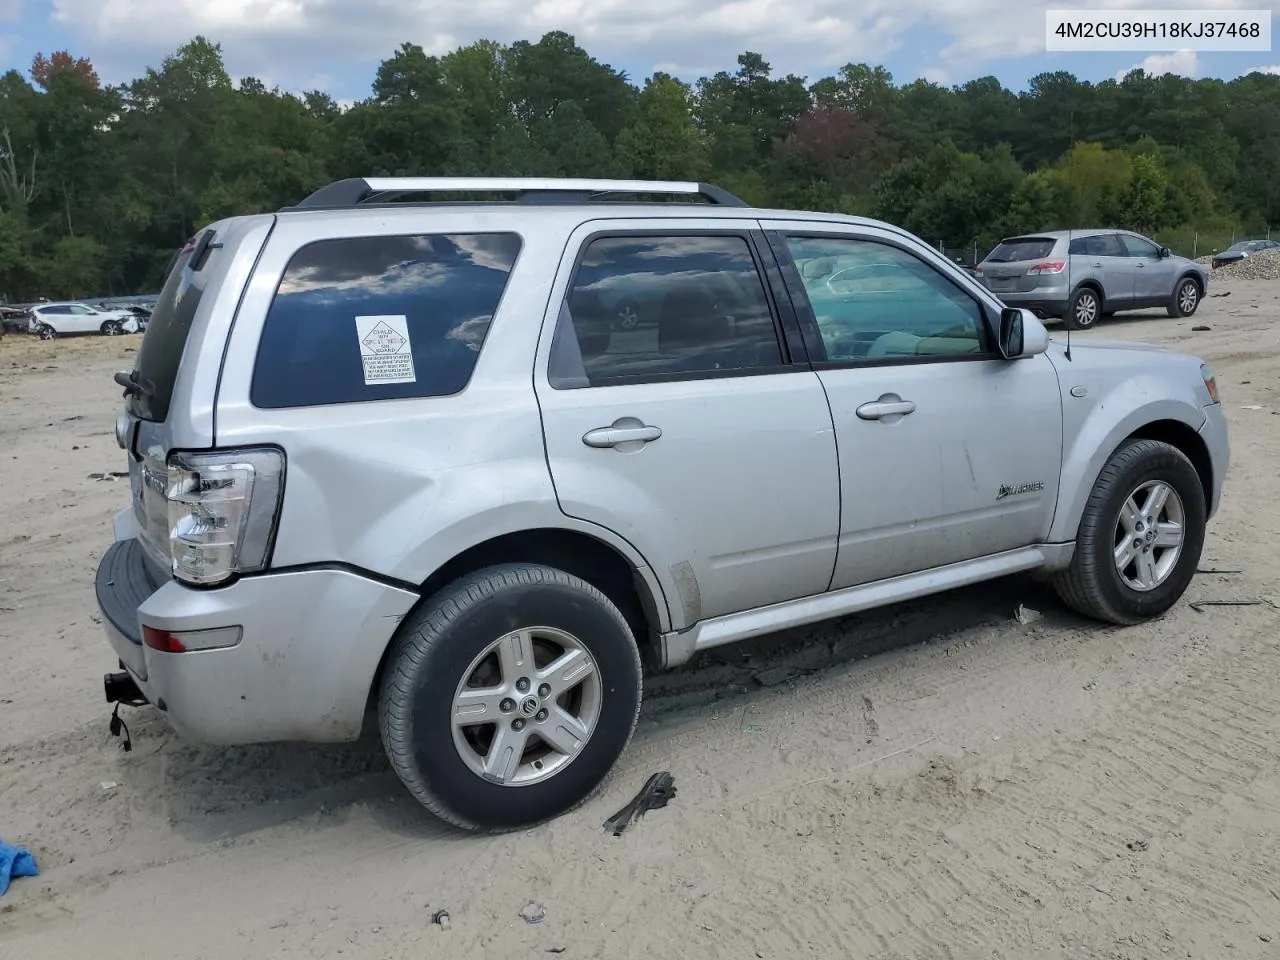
[
  {"x1": 784, "y1": 235, "x2": 989, "y2": 364},
  {"x1": 548, "y1": 234, "x2": 784, "y2": 388},
  {"x1": 251, "y1": 232, "x2": 521, "y2": 409},
  {"x1": 1120, "y1": 234, "x2": 1160, "y2": 258}
]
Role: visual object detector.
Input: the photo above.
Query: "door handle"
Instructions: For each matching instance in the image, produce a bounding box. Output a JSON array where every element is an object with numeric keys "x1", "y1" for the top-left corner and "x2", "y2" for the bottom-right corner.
[
  {"x1": 1136, "y1": 262, "x2": 1146, "y2": 268},
  {"x1": 1092, "y1": 261, "x2": 1103, "y2": 267},
  {"x1": 582, "y1": 422, "x2": 663, "y2": 448},
  {"x1": 856, "y1": 399, "x2": 916, "y2": 420}
]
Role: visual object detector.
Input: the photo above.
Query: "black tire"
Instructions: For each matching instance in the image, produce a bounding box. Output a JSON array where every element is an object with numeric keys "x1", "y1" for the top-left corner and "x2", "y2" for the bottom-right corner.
[
  {"x1": 1063, "y1": 286, "x2": 1102, "y2": 330},
  {"x1": 101, "y1": 320, "x2": 123, "y2": 336},
  {"x1": 1167, "y1": 277, "x2": 1201, "y2": 318},
  {"x1": 1053, "y1": 439, "x2": 1206, "y2": 624},
  {"x1": 378, "y1": 562, "x2": 643, "y2": 832},
  {"x1": 37, "y1": 324, "x2": 56, "y2": 340}
]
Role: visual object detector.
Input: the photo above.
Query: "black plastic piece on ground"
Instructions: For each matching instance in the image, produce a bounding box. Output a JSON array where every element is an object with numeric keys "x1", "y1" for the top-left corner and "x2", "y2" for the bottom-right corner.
[
  {"x1": 109, "y1": 703, "x2": 133, "y2": 752},
  {"x1": 603, "y1": 771, "x2": 676, "y2": 836}
]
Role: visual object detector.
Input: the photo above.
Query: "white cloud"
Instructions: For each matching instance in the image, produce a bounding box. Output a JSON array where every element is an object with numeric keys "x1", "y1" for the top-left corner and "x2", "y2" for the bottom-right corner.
[
  {"x1": 1116, "y1": 48, "x2": 1199, "y2": 81},
  {"x1": 42, "y1": 0, "x2": 1274, "y2": 94},
  {"x1": 1241, "y1": 64, "x2": 1280, "y2": 76}
]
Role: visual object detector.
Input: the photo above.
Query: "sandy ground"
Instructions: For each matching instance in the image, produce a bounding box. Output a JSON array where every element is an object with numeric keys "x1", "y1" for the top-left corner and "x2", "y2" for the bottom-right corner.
[{"x1": 1, "y1": 282, "x2": 1279, "y2": 959}]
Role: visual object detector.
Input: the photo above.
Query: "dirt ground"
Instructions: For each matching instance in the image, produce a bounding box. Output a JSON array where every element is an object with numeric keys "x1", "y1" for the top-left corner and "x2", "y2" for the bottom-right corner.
[{"x1": 2, "y1": 281, "x2": 1279, "y2": 959}]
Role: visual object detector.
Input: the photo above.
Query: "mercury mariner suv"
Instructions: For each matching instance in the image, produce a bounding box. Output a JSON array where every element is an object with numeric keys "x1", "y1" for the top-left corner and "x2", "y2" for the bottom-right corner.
[{"x1": 95, "y1": 177, "x2": 1229, "y2": 832}]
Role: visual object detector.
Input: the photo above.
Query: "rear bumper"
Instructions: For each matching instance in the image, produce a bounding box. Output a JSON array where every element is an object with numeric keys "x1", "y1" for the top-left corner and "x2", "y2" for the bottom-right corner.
[
  {"x1": 994, "y1": 291, "x2": 1070, "y2": 318},
  {"x1": 94, "y1": 526, "x2": 419, "y2": 745}
]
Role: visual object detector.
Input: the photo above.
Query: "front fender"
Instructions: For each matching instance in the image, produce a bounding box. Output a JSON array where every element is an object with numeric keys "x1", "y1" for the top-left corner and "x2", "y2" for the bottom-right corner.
[{"x1": 1048, "y1": 386, "x2": 1206, "y2": 544}]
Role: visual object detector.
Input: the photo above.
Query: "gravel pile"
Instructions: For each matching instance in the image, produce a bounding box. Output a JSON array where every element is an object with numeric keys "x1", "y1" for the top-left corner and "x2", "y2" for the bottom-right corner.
[{"x1": 1197, "y1": 249, "x2": 1280, "y2": 281}]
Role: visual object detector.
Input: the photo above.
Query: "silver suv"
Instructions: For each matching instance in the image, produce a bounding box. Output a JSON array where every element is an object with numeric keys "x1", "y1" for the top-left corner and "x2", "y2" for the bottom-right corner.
[
  {"x1": 976, "y1": 229, "x2": 1208, "y2": 330},
  {"x1": 95, "y1": 178, "x2": 1229, "y2": 832}
]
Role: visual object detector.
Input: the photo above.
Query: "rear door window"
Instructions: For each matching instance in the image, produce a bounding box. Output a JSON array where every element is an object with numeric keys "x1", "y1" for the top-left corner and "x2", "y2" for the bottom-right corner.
[
  {"x1": 987, "y1": 237, "x2": 1056, "y2": 262},
  {"x1": 250, "y1": 232, "x2": 522, "y2": 409}
]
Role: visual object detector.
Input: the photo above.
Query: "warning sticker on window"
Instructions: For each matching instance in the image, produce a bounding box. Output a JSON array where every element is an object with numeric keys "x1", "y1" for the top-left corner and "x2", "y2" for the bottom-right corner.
[{"x1": 355, "y1": 315, "x2": 416, "y2": 385}]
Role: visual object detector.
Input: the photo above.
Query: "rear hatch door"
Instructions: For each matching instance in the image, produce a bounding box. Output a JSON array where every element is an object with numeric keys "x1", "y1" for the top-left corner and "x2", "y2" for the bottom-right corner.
[{"x1": 980, "y1": 236, "x2": 1058, "y2": 294}]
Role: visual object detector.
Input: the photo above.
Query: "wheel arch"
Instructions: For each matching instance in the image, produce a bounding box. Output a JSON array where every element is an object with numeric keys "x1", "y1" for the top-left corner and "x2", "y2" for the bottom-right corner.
[
  {"x1": 1176, "y1": 270, "x2": 1205, "y2": 295},
  {"x1": 363, "y1": 526, "x2": 669, "y2": 725}
]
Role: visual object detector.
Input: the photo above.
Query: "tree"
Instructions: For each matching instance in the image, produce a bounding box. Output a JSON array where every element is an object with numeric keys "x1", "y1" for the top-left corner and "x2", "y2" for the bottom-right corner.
[{"x1": 617, "y1": 74, "x2": 709, "y2": 180}]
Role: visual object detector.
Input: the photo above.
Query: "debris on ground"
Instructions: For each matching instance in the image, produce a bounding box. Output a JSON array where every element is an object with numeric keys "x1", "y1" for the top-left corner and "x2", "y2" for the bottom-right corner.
[
  {"x1": 100, "y1": 780, "x2": 118, "y2": 792},
  {"x1": 0, "y1": 839, "x2": 39, "y2": 896},
  {"x1": 604, "y1": 772, "x2": 677, "y2": 837},
  {"x1": 752, "y1": 665, "x2": 803, "y2": 687},
  {"x1": 1191, "y1": 325, "x2": 1211, "y2": 332},
  {"x1": 519, "y1": 902, "x2": 546, "y2": 924},
  {"x1": 1127, "y1": 839, "x2": 1149, "y2": 852},
  {"x1": 431, "y1": 909, "x2": 451, "y2": 930},
  {"x1": 1015, "y1": 604, "x2": 1042, "y2": 626},
  {"x1": 1189, "y1": 599, "x2": 1268, "y2": 613}
]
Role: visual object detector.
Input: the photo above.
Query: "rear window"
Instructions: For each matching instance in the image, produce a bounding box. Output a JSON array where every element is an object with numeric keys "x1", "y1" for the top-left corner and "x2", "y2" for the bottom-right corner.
[
  {"x1": 128, "y1": 242, "x2": 206, "y2": 423},
  {"x1": 986, "y1": 237, "x2": 1056, "y2": 262},
  {"x1": 250, "y1": 233, "x2": 522, "y2": 409}
]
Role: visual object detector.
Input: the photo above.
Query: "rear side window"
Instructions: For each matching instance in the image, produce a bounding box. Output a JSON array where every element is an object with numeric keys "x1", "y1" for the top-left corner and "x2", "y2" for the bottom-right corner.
[
  {"x1": 1069, "y1": 234, "x2": 1124, "y2": 257},
  {"x1": 987, "y1": 237, "x2": 1056, "y2": 262},
  {"x1": 128, "y1": 241, "x2": 205, "y2": 422},
  {"x1": 250, "y1": 233, "x2": 522, "y2": 409}
]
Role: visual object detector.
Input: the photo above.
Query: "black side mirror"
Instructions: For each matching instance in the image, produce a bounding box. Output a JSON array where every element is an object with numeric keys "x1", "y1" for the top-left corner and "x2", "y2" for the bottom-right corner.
[
  {"x1": 998, "y1": 308, "x2": 1024, "y2": 359},
  {"x1": 1158, "y1": 246, "x2": 1171, "y2": 259}
]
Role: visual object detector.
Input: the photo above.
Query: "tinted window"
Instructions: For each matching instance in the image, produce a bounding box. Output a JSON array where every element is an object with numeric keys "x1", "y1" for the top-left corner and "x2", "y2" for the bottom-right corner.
[
  {"x1": 251, "y1": 233, "x2": 521, "y2": 409},
  {"x1": 786, "y1": 236, "x2": 988, "y2": 363},
  {"x1": 987, "y1": 237, "x2": 1056, "y2": 262},
  {"x1": 1120, "y1": 234, "x2": 1160, "y2": 258},
  {"x1": 1070, "y1": 234, "x2": 1124, "y2": 257},
  {"x1": 548, "y1": 234, "x2": 783, "y2": 388},
  {"x1": 129, "y1": 240, "x2": 207, "y2": 422}
]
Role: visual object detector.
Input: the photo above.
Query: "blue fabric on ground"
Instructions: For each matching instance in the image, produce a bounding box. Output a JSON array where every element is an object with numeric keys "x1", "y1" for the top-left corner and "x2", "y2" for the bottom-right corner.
[{"x1": 0, "y1": 839, "x2": 39, "y2": 896}]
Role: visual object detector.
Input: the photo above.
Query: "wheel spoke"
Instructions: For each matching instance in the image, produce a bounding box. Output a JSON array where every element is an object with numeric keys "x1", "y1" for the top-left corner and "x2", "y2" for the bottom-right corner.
[
  {"x1": 1143, "y1": 483, "x2": 1172, "y2": 521},
  {"x1": 537, "y1": 706, "x2": 591, "y2": 757},
  {"x1": 482, "y1": 723, "x2": 529, "y2": 784},
  {"x1": 1153, "y1": 521, "x2": 1183, "y2": 549},
  {"x1": 495, "y1": 631, "x2": 534, "y2": 686},
  {"x1": 453, "y1": 686, "x2": 509, "y2": 728},
  {"x1": 1118, "y1": 496, "x2": 1142, "y2": 534},
  {"x1": 1134, "y1": 549, "x2": 1159, "y2": 588},
  {"x1": 1114, "y1": 538, "x2": 1138, "y2": 570},
  {"x1": 537, "y1": 646, "x2": 596, "y2": 698}
]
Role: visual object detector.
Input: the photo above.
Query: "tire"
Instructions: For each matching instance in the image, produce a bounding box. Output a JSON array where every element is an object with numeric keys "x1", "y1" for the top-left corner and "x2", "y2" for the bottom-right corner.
[
  {"x1": 378, "y1": 562, "x2": 643, "y2": 832},
  {"x1": 101, "y1": 320, "x2": 123, "y2": 336},
  {"x1": 1167, "y1": 277, "x2": 1201, "y2": 318},
  {"x1": 1053, "y1": 439, "x2": 1206, "y2": 625},
  {"x1": 1063, "y1": 286, "x2": 1101, "y2": 330},
  {"x1": 37, "y1": 324, "x2": 56, "y2": 340}
]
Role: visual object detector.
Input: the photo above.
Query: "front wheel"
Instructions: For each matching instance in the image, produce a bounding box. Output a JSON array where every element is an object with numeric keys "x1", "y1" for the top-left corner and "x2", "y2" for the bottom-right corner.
[
  {"x1": 1053, "y1": 439, "x2": 1206, "y2": 624},
  {"x1": 37, "y1": 324, "x2": 56, "y2": 340},
  {"x1": 378, "y1": 563, "x2": 643, "y2": 832},
  {"x1": 101, "y1": 320, "x2": 123, "y2": 336},
  {"x1": 1167, "y1": 278, "x2": 1201, "y2": 318},
  {"x1": 1063, "y1": 287, "x2": 1101, "y2": 330}
]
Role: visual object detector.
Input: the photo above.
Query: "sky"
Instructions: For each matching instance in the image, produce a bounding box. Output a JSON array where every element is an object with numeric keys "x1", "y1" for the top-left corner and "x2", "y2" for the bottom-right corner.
[{"x1": 1, "y1": 0, "x2": 1278, "y2": 99}]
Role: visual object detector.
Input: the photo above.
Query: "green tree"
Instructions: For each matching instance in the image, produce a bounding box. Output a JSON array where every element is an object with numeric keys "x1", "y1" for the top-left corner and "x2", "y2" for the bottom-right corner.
[{"x1": 617, "y1": 74, "x2": 709, "y2": 180}]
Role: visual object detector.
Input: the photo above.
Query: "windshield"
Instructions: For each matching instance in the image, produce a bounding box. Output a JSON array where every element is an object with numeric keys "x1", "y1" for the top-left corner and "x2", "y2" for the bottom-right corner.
[
  {"x1": 986, "y1": 237, "x2": 1056, "y2": 262},
  {"x1": 127, "y1": 242, "x2": 205, "y2": 423}
]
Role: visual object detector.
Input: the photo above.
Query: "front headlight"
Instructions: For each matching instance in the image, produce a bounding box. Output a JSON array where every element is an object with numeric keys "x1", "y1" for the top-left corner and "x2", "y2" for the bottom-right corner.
[{"x1": 1200, "y1": 363, "x2": 1219, "y2": 404}]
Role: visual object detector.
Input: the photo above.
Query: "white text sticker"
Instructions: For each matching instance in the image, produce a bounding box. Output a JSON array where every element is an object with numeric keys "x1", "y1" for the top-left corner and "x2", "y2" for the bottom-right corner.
[{"x1": 355, "y1": 315, "x2": 416, "y2": 385}]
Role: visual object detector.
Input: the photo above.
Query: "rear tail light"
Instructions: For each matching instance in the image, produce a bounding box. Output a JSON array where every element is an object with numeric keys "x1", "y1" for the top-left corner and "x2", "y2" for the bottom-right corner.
[
  {"x1": 143, "y1": 625, "x2": 243, "y2": 653},
  {"x1": 1029, "y1": 261, "x2": 1066, "y2": 275},
  {"x1": 166, "y1": 448, "x2": 285, "y2": 586}
]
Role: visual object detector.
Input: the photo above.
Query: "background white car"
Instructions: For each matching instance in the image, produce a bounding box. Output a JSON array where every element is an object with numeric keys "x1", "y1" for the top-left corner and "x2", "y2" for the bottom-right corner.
[{"x1": 28, "y1": 302, "x2": 141, "y2": 339}]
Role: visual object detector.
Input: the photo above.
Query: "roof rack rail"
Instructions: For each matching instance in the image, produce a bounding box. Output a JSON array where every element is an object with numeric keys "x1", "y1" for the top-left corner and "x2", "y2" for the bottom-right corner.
[{"x1": 283, "y1": 177, "x2": 748, "y2": 210}]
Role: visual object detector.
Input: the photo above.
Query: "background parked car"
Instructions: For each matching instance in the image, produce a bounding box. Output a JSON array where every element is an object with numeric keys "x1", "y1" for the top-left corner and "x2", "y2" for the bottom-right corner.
[
  {"x1": 1210, "y1": 239, "x2": 1280, "y2": 269},
  {"x1": 0, "y1": 306, "x2": 30, "y2": 335},
  {"x1": 27, "y1": 302, "x2": 141, "y2": 339},
  {"x1": 974, "y1": 229, "x2": 1207, "y2": 330}
]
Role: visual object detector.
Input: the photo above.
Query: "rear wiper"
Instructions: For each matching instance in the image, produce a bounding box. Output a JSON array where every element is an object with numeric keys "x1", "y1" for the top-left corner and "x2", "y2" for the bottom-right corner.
[{"x1": 113, "y1": 370, "x2": 152, "y2": 398}]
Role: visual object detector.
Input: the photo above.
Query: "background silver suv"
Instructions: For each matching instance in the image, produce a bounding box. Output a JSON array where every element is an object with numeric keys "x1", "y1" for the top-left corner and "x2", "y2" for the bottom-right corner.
[
  {"x1": 95, "y1": 178, "x2": 1228, "y2": 832},
  {"x1": 976, "y1": 229, "x2": 1208, "y2": 330}
]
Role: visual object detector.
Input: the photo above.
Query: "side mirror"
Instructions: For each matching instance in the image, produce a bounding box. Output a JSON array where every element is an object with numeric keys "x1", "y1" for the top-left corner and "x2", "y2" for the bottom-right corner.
[
  {"x1": 998, "y1": 308, "x2": 1048, "y2": 359},
  {"x1": 1158, "y1": 246, "x2": 1171, "y2": 259}
]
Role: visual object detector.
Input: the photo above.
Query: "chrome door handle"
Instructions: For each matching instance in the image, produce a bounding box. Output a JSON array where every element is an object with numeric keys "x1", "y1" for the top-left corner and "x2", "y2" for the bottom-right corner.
[
  {"x1": 1092, "y1": 261, "x2": 1103, "y2": 267},
  {"x1": 856, "y1": 399, "x2": 916, "y2": 420},
  {"x1": 582, "y1": 422, "x2": 663, "y2": 448},
  {"x1": 1136, "y1": 262, "x2": 1146, "y2": 268}
]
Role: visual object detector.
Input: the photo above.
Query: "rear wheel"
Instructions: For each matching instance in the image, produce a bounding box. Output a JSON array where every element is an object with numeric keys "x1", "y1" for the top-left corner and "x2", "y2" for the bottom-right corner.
[
  {"x1": 1167, "y1": 278, "x2": 1201, "y2": 318},
  {"x1": 378, "y1": 563, "x2": 643, "y2": 832},
  {"x1": 1053, "y1": 439, "x2": 1206, "y2": 624},
  {"x1": 1063, "y1": 287, "x2": 1101, "y2": 330}
]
